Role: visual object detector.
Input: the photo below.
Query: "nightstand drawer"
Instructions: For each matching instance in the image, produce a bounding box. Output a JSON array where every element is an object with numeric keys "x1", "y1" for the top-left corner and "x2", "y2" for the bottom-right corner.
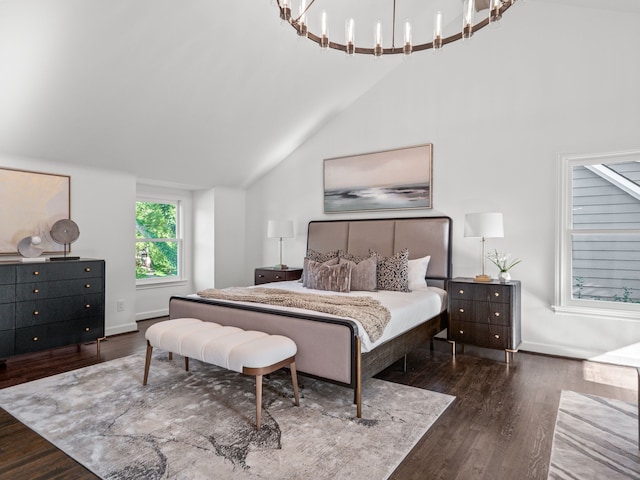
[{"x1": 254, "y1": 267, "x2": 303, "y2": 285}]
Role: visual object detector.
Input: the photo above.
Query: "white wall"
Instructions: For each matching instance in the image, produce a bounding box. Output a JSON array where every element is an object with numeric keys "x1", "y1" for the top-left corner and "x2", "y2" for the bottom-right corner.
[
  {"x1": 245, "y1": 3, "x2": 640, "y2": 359},
  {"x1": 0, "y1": 154, "x2": 137, "y2": 336}
]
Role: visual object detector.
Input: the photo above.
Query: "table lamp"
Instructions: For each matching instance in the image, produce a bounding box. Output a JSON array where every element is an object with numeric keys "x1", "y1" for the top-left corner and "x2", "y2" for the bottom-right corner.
[
  {"x1": 267, "y1": 219, "x2": 294, "y2": 269},
  {"x1": 464, "y1": 212, "x2": 504, "y2": 282}
]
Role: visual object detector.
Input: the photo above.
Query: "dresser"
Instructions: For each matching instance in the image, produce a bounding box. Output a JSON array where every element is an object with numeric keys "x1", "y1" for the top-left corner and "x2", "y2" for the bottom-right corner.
[
  {"x1": 447, "y1": 277, "x2": 521, "y2": 363},
  {"x1": 0, "y1": 259, "x2": 105, "y2": 360},
  {"x1": 254, "y1": 267, "x2": 303, "y2": 285}
]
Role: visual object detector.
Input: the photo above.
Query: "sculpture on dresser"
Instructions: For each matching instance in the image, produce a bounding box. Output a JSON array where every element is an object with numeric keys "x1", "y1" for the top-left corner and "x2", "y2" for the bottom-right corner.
[
  {"x1": 49, "y1": 219, "x2": 81, "y2": 261},
  {"x1": 17, "y1": 235, "x2": 45, "y2": 263}
]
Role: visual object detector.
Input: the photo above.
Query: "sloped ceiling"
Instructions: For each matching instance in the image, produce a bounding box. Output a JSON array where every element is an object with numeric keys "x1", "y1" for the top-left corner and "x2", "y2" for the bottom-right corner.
[{"x1": 0, "y1": 0, "x2": 636, "y2": 189}]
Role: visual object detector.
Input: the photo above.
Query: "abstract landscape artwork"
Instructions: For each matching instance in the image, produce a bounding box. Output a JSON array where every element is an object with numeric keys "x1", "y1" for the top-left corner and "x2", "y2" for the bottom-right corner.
[{"x1": 323, "y1": 144, "x2": 432, "y2": 213}]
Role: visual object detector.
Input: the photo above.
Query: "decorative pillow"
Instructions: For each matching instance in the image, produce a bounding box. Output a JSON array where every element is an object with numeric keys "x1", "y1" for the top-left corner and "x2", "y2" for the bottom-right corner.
[
  {"x1": 338, "y1": 250, "x2": 370, "y2": 264},
  {"x1": 339, "y1": 256, "x2": 377, "y2": 291},
  {"x1": 305, "y1": 259, "x2": 352, "y2": 293},
  {"x1": 302, "y1": 256, "x2": 338, "y2": 287},
  {"x1": 370, "y1": 248, "x2": 410, "y2": 292},
  {"x1": 408, "y1": 255, "x2": 431, "y2": 290},
  {"x1": 306, "y1": 249, "x2": 339, "y2": 263}
]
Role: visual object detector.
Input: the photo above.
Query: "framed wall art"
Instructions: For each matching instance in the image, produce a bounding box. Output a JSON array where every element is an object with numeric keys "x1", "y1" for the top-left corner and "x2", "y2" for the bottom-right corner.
[
  {"x1": 323, "y1": 144, "x2": 433, "y2": 213},
  {"x1": 0, "y1": 167, "x2": 70, "y2": 254}
]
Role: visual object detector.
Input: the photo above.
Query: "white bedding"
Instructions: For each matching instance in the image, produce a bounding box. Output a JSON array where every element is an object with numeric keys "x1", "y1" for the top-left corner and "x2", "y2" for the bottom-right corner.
[{"x1": 192, "y1": 281, "x2": 447, "y2": 353}]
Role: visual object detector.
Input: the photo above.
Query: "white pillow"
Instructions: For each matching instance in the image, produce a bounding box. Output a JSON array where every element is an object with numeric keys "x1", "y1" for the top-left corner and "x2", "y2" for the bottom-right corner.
[{"x1": 408, "y1": 255, "x2": 431, "y2": 290}]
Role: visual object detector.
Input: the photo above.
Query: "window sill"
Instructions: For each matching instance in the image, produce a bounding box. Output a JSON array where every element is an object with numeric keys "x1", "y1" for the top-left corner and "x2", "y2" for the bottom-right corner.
[
  {"x1": 136, "y1": 279, "x2": 188, "y2": 290},
  {"x1": 552, "y1": 304, "x2": 640, "y2": 321}
]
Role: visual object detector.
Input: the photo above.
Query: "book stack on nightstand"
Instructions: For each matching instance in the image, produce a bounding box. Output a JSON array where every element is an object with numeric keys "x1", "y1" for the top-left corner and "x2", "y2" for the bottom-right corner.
[
  {"x1": 254, "y1": 267, "x2": 303, "y2": 285},
  {"x1": 447, "y1": 277, "x2": 521, "y2": 363}
]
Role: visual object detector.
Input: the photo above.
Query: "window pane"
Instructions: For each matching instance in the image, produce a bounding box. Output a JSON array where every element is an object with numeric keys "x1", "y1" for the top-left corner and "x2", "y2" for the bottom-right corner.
[
  {"x1": 136, "y1": 241, "x2": 178, "y2": 279},
  {"x1": 572, "y1": 233, "x2": 640, "y2": 303},
  {"x1": 572, "y1": 163, "x2": 640, "y2": 230},
  {"x1": 136, "y1": 202, "x2": 177, "y2": 238}
]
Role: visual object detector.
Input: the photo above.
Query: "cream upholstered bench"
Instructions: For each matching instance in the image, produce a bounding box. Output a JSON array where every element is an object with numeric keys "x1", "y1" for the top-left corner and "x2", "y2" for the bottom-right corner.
[{"x1": 143, "y1": 317, "x2": 300, "y2": 429}]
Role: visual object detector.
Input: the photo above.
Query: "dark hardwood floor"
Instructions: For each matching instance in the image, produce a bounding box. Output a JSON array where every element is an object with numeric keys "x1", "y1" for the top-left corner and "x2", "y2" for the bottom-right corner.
[{"x1": 0, "y1": 318, "x2": 637, "y2": 480}]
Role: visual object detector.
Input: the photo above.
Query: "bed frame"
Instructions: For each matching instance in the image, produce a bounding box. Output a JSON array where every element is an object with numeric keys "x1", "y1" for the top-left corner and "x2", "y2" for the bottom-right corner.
[{"x1": 169, "y1": 216, "x2": 452, "y2": 417}]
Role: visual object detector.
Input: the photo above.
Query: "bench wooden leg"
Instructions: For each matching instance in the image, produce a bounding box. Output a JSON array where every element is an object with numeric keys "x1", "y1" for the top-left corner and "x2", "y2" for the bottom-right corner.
[
  {"x1": 290, "y1": 362, "x2": 300, "y2": 407},
  {"x1": 255, "y1": 374, "x2": 263, "y2": 429},
  {"x1": 143, "y1": 342, "x2": 153, "y2": 386}
]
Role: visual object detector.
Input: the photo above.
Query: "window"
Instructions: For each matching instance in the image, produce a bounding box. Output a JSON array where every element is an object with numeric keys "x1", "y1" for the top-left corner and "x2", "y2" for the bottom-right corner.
[
  {"x1": 136, "y1": 199, "x2": 182, "y2": 284},
  {"x1": 555, "y1": 150, "x2": 640, "y2": 318}
]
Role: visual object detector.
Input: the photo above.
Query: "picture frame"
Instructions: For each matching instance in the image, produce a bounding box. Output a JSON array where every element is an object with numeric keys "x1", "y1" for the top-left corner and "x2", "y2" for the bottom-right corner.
[
  {"x1": 323, "y1": 144, "x2": 433, "y2": 213},
  {"x1": 0, "y1": 167, "x2": 70, "y2": 255}
]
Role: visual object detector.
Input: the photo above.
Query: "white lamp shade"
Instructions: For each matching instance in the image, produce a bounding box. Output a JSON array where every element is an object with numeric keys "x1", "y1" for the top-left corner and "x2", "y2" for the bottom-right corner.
[
  {"x1": 464, "y1": 212, "x2": 504, "y2": 238},
  {"x1": 267, "y1": 220, "x2": 294, "y2": 238}
]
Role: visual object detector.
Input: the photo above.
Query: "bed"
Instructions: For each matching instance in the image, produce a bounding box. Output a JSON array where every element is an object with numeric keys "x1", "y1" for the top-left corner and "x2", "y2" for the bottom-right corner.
[{"x1": 169, "y1": 216, "x2": 452, "y2": 417}]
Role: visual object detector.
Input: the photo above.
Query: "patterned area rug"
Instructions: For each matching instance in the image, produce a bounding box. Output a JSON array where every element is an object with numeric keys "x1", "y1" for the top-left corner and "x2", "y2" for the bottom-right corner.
[
  {"x1": 548, "y1": 390, "x2": 640, "y2": 480},
  {"x1": 0, "y1": 354, "x2": 454, "y2": 480}
]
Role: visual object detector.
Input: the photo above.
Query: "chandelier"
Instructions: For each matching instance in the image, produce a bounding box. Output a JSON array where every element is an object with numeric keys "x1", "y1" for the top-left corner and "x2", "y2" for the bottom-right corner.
[{"x1": 276, "y1": 0, "x2": 519, "y2": 57}]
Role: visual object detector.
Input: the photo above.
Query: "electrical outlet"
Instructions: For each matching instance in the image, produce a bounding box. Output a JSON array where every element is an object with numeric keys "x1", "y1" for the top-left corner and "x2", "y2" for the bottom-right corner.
[{"x1": 116, "y1": 300, "x2": 125, "y2": 312}]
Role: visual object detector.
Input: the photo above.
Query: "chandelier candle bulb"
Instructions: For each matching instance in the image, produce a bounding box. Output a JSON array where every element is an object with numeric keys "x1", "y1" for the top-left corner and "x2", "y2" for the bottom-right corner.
[
  {"x1": 280, "y1": 0, "x2": 291, "y2": 22},
  {"x1": 490, "y1": 0, "x2": 502, "y2": 24},
  {"x1": 374, "y1": 21, "x2": 383, "y2": 57},
  {"x1": 433, "y1": 11, "x2": 443, "y2": 49},
  {"x1": 463, "y1": 0, "x2": 475, "y2": 39},
  {"x1": 320, "y1": 10, "x2": 329, "y2": 48},
  {"x1": 297, "y1": 0, "x2": 308, "y2": 37},
  {"x1": 346, "y1": 18, "x2": 355, "y2": 55},
  {"x1": 403, "y1": 20, "x2": 412, "y2": 55}
]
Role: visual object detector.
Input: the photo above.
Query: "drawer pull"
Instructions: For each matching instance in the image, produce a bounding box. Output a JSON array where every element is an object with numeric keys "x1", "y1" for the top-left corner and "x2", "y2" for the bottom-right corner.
[
  {"x1": 494, "y1": 312, "x2": 500, "y2": 317},
  {"x1": 32, "y1": 336, "x2": 39, "y2": 342},
  {"x1": 494, "y1": 292, "x2": 500, "y2": 297},
  {"x1": 258, "y1": 274, "x2": 265, "y2": 278},
  {"x1": 458, "y1": 308, "x2": 464, "y2": 313},
  {"x1": 85, "y1": 284, "x2": 91, "y2": 288},
  {"x1": 33, "y1": 310, "x2": 39, "y2": 316},
  {"x1": 494, "y1": 334, "x2": 500, "y2": 339},
  {"x1": 458, "y1": 289, "x2": 464, "y2": 294},
  {"x1": 275, "y1": 275, "x2": 281, "y2": 279},
  {"x1": 33, "y1": 288, "x2": 39, "y2": 293},
  {"x1": 85, "y1": 267, "x2": 91, "y2": 272},
  {"x1": 85, "y1": 327, "x2": 90, "y2": 332},
  {"x1": 33, "y1": 271, "x2": 39, "y2": 276},
  {"x1": 459, "y1": 330, "x2": 464, "y2": 334},
  {"x1": 85, "y1": 304, "x2": 91, "y2": 309}
]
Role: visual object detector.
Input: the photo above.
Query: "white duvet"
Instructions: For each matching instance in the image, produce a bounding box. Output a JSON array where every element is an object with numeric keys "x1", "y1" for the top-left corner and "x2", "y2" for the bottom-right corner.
[{"x1": 193, "y1": 281, "x2": 446, "y2": 353}]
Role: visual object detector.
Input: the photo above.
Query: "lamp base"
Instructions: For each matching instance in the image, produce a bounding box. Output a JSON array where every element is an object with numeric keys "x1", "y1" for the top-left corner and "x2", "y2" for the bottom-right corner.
[
  {"x1": 473, "y1": 274, "x2": 492, "y2": 283},
  {"x1": 274, "y1": 264, "x2": 289, "y2": 270}
]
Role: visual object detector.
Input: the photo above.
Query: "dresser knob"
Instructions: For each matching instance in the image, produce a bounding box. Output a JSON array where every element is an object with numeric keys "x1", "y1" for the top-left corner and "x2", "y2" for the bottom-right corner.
[
  {"x1": 85, "y1": 284, "x2": 91, "y2": 288},
  {"x1": 33, "y1": 310, "x2": 39, "y2": 316},
  {"x1": 494, "y1": 292, "x2": 500, "y2": 297},
  {"x1": 258, "y1": 274, "x2": 264, "y2": 278},
  {"x1": 494, "y1": 312, "x2": 500, "y2": 317},
  {"x1": 459, "y1": 308, "x2": 464, "y2": 313},
  {"x1": 494, "y1": 334, "x2": 500, "y2": 339},
  {"x1": 85, "y1": 327, "x2": 90, "y2": 332},
  {"x1": 85, "y1": 267, "x2": 91, "y2": 272},
  {"x1": 32, "y1": 336, "x2": 38, "y2": 342},
  {"x1": 33, "y1": 271, "x2": 39, "y2": 276},
  {"x1": 459, "y1": 330, "x2": 464, "y2": 334},
  {"x1": 85, "y1": 304, "x2": 91, "y2": 309},
  {"x1": 33, "y1": 289, "x2": 39, "y2": 293},
  {"x1": 458, "y1": 289, "x2": 464, "y2": 294}
]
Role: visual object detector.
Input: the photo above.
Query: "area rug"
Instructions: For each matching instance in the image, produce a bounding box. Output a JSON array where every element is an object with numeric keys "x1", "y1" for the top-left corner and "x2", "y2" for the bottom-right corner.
[
  {"x1": 0, "y1": 354, "x2": 454, "y2": 480},
  {"x1": 547, "y1": 390, "x2": 640, "y2": 480}
]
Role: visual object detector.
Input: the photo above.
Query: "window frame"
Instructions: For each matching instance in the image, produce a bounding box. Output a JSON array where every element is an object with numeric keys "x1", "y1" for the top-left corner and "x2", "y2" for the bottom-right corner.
[
  {"x1": 554, "y1": 149, "x2": 640, "y2": 319},
  {"x1": 135, "y1": 194, "x2": 185, "y2": 287}
]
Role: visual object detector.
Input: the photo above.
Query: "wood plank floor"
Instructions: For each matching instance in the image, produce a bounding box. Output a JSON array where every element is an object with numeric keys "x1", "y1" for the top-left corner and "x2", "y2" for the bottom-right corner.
[{"x1": 0, "y1": 318, "x2": 637, "y2": 480}]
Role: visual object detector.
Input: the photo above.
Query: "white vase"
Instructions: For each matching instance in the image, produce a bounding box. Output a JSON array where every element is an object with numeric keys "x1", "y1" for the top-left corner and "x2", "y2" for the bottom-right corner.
[{"x1": 498, "y1": 271, "x2": 511, "y2": 282}]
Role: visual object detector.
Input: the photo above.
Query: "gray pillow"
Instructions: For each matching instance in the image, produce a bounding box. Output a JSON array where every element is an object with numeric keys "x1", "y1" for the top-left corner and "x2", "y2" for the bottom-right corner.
[
  {"x1": 302, "y1": 256, "x2": 339, "y2": 287},
  {"x1": 370, "y1": 248, "x2": 410, "y2": 292},
  {"x1": 305, "y1": 259, "x2": 352, "y2": 293},
  {"x1": 302, "y1": 250, "x2": 339, "y2": 286},
  {"x1": 339, "y1": 256, "x2": 377, "y2": 292}
]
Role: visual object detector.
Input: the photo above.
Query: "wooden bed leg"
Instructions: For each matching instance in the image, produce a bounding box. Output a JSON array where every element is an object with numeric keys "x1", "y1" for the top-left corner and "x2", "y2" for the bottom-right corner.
[
  {"x1": 355, "y1": 337, "x2": 362, "y2": 418},
  {"x1": 185, "y1": 356, "x2": 189, "y2": 371},
  {"x1": 255, "y1": 374, "x2": 263, "y2": 429},
  {"x1": 168, "y1": 352, "x2": 173, "y2": 361},
  {"x1": 143, "y1": 341, "x2": 153, "y2": 386}
]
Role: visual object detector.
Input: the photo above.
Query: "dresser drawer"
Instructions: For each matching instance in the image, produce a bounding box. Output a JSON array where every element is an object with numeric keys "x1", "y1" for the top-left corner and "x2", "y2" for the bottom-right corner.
[
  {"x1": 0, "y1": 303, "x2": 15, "y2": 331},
  {"x1": 15, "y1": 294, "x2": 104, "y2": 328},
  {"x1": 0, "y1": 284, "x2": 15, "y2": 304},
  {"x1": 449, "y1": 299, "x2": 474, "y2": 323},
  {"x1": 0, "y1": 266, "x2": 16, "y2": 286},
  {"x1": 16, "y1": 261, "x2": 104, "y2": 283},
  {"x1": 0, "y1": 330, "x2": 14, "y2": 358},
  {"x1": 15, "y1": 316, "x2": 103, "y2": 354},
  {"x1": 16, "y1": 277, "x2": 103, "y2": 302}
]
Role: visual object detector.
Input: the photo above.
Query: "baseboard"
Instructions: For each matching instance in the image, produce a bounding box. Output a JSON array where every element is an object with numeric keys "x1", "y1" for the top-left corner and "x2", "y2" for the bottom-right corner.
[
  {"x1": 136, "y1": 308, "x2": 169, "y2": 322},
  {"x1": 105, "y1": 322, "x2": 138, "y2": 337},
  {"x1": 519, "y1": 341, "x2": 603, "y2": 360}
]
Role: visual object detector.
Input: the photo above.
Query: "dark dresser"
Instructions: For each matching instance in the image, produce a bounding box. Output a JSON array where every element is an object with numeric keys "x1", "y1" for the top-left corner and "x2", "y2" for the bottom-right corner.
[
  {"x1": 447, "y1": 277, "x2": 521, "y2": 363},
  {"x1": 0, "y1": 259, "x2": 105, "y2": 360},
  {"x1": 254, "y1": 267, "x2": 303, "y2": 285}
]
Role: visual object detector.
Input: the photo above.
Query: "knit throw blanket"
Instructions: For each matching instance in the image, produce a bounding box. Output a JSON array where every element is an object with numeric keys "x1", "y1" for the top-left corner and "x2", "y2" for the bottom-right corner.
[{"x1": 196, "y1": 287, "x2": 391, "y2": 342}]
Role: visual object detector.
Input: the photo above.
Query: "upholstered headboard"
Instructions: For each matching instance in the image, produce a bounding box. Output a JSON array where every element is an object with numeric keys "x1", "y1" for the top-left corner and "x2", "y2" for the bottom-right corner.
[{"x1": 306, "y1": 217, "x2": 452, "y2": 288}]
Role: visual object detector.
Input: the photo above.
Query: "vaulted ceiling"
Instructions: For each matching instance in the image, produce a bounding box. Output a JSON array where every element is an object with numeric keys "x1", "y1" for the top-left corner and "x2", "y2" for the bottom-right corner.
[{"x1": 0, "y1": 0, "x2": 636, "y2": 189}]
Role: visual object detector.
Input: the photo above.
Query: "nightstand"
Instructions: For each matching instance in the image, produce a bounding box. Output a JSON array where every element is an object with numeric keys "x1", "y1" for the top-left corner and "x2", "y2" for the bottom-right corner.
[
  {"x1": 254, "y1": 267, "x2": 303, "y2": 285},
  {"x1": 447, "y1": 277, "x2": 521, "y2": 363}
]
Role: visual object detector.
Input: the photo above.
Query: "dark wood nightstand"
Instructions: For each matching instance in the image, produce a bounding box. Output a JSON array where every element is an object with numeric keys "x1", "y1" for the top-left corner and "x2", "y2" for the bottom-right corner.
[
  {"x1": 254, "y1": 267, "x2": 303, "y2": 285},
  {"x1": 447, "y1": 277, "x2": 521, "y2": 363}
]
